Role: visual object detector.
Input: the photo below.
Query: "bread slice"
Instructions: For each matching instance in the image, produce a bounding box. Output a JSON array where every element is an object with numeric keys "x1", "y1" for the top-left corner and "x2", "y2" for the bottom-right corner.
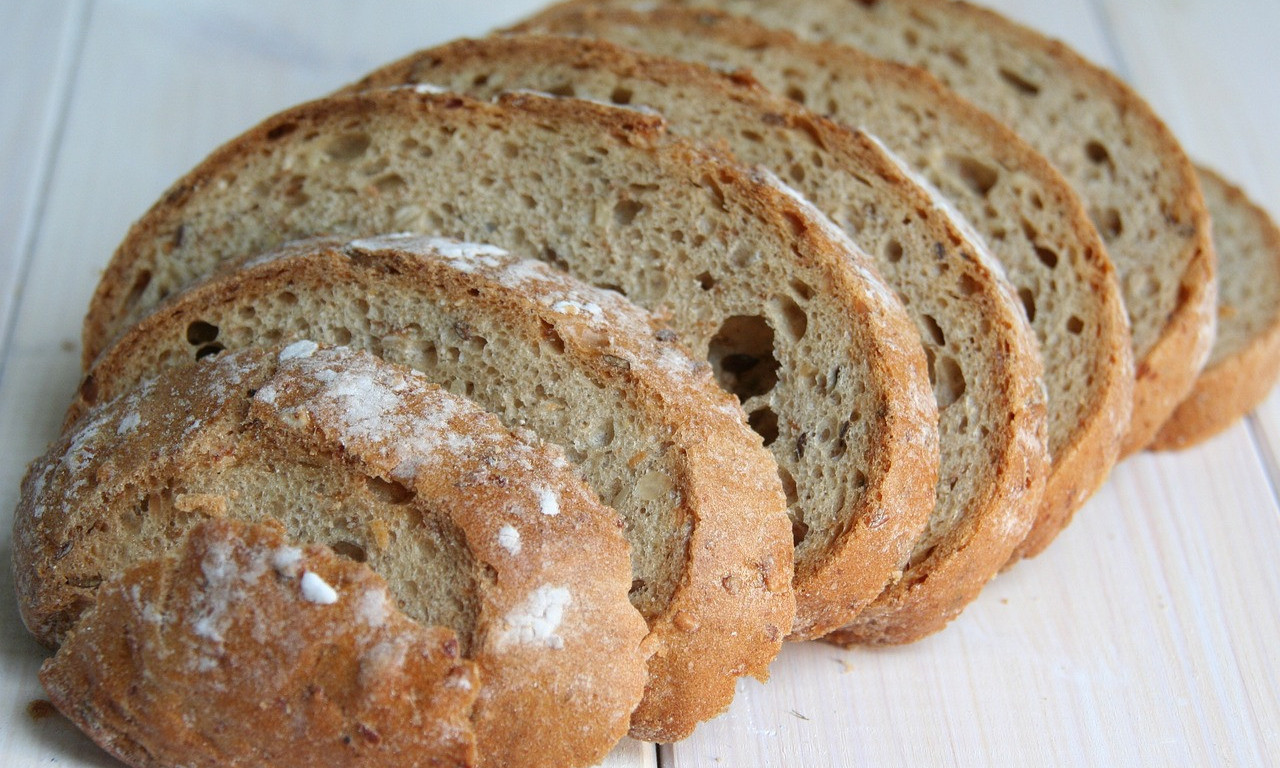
[
  {"x1": 343, "y1": 34, "x2": 1046, "y2": 641},
  {"x1": 71, "y1": 233, "x2": 796, "y2": 739},
  {"x1": 1152, "y1": 167, "x2": 1280, "y2": 450},
  {"x1": 80, "y1": 87, "x2": 938, "y2": 699},
  {"x1": 16, "y1": 346, "x2": 648, "y2": 768},
  {"x1": 512, "y1": 7, "x2": 1129, "y2": 563},
  {"x1": 541, "y1": 0, "x2": 1213, "y2": 456},
  {"x1": 41, "y1": 519, "x2": 481, "y2": 768}
]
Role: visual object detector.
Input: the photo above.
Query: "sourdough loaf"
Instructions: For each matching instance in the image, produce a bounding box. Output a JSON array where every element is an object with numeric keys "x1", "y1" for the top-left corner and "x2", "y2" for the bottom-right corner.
[
  {"x1": 71, "y1": 233, "x2": 795, "y2": 739},
  {"x1": 343, "y1": 34, "x2": 1046, "y2": 642},
  {"x1": 1152, "y1": 167, "x2": 1280, "y2": 450},
  {"x1": 80, "y1": 87, "x2": 940, "y2": 656},
  {"x1": 549, "y1": 0, "x2": 1213, "y2": 457},
  {"x1": 42, "y1": 519, "x2": 480, "y2": 768},
  {"x1": 17, "y1": 346, "x2": 648, "y2": 768},
  {"x1": 512, "y1": 6, "x2": 1130, "y2": 561}
]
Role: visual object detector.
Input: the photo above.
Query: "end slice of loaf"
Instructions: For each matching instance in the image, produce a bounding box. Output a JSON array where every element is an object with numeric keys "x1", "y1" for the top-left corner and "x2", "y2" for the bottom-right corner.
[
  {"x1": 41, "y1": 519, "x2": 480, "y2": 768},
  {"x1": 81, "y1": 87, "x2": 940, "y2": 660},
  {"x1": 344, "y1": 34, "x2": 1047, "y2": 641},
  {"x1": 559, "y1": 0, "x2": 1212, "y2": 456},
  {"x1": 1152, "y1": 167, "x2": 1280, "y2": 450},
  {"x1": 71, "y1": 233, "x2": 795, "y2": 740},
  {"x1": 512, "y1": 6, "x2": 1129, "y2": 562},
  {"x1": 17, "y1": 346, "x2": 648, "y2": 768}
]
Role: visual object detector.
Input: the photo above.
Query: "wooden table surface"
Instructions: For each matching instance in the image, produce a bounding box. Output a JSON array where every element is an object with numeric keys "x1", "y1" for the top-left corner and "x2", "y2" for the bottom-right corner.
[{"x1": 1, "y1": 1, "x2": 1277, "y2": 765}]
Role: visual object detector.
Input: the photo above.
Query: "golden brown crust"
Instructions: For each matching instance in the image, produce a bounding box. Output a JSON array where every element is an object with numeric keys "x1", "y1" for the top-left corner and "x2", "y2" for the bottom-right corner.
[
  {"x1": 72, "y1": 234, "x2": 796, "y2": 743},
  {"x1": 41, "y1": 519, "x2": 480, "y2": 768},
  {"x1": 78, "y1": 87, "x2": 937, "y2": 655},
  {"x1": 18, "y1": 347, "x2": 647, "y2": 768},
  {"x1": 513, "y1": 2, "x2": 1132, "y2": 569},
  {"x1": 1151, "y1": 169, "x2": 1280, "y2": 450}
]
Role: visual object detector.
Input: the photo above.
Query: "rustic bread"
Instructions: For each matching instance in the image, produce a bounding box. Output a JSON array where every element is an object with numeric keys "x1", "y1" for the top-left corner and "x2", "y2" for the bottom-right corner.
[
  {"x1": 81, "y1": 87, "x2": 940, "y2": 653},
  {"x1": 41, "y1": 519, "x2": 480, "y2": 768},
  {"x1": 71, "y1": 233, "x2": 795, "y2": 739},
  {"x1": 512, "y1": 7, "x2": 1130, "y2": 562},
  {"x1": 16, "y1": 346, "x2": 649, "y2": 768},
  {"x1": 550, "y1": 0, "x2": 1214, "y2": 456},
  {"x1": 1152, "y1": 167, "x2": 1280, "y2": 450},
  {"x1": 344, "y1": 34, "x2": 1046, "y2": 642}
]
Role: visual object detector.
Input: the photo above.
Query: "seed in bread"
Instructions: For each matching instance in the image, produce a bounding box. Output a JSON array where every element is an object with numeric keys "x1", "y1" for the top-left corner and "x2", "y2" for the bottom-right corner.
[
  {"x1": 70, "y1": 233, "x2": 796, "y2": 741},
  {"x1": 17, "y1": 346, "x2": 648, "y2": 768}
]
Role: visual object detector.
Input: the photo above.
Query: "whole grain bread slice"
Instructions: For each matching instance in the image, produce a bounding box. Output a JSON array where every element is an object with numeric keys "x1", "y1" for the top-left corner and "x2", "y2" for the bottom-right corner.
[
  {"x1": 512, "y1": 7, "x2": 1130, "y2": 563},
  {"x1": 71, "y1": 233, "x2": 795, "y2": 739},
  {"x1": 1152, "y1": 167, "x2": 1280, "y2": 450},
  {"x1": 41, "y1": 519, "x2": 481, "y2": 768},
  {"x1": 539, "y1": 0, "x2": 1211, "y2": 456},
  {"x1": 80, "y1": 88, "x2": 938, "y2": 715},
  {"x1": 16, "y1": 346, "x2": 649, "y2": 768},
  {"x1": 343, "y1": 34, "x2": 1046, "y2": 642}
]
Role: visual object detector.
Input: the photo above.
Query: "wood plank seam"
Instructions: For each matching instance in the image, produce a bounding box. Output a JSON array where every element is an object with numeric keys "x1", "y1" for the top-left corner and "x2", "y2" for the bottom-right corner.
[
  {"x1": 1244, "y1": 414, "x2": 1280, "y2": 513},
  {"x1": 0, "y1": 0, "x2": 92, "y2": 388},
  {"x1": 1082, "y1": 0, "x2": 1134, "y2": 80}
]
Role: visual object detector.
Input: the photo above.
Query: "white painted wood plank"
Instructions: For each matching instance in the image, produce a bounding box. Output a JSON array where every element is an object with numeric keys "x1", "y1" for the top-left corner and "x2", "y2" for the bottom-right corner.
[
  {"x1": 0, "y1": 1, "x2": 82, "y2": 370},
  {"x1": 0, "y1": 2, "x2": 649, "y2": 766}
]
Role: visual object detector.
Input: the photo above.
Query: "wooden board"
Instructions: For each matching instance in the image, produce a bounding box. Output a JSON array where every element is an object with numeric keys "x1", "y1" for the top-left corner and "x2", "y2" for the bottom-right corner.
[{"x1": 0, "y1": 1, "x2": 1276, "y2": 765}]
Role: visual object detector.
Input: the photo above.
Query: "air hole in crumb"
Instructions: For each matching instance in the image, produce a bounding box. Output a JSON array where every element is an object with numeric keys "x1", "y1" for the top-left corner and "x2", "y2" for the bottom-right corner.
[
  {"x1": 792, "y1": 518, "x2": 809, "y2": 546},
  {"x1": 280, "y1": 291, "x2": 298, "y2": 306},
  {"x1": 324, "y1": 132, "x2": 371, "y2": 161},
  {"x1": 540, "y1": 320, "x2": 566, "y2": 354},
  {"x1": 998, "y1": 67, "x2": 1041, "y2": 96},
  {"x1": 947, "y1": 154, "x2": 999, "y2": 198},
  {"x1": 266, "y1": 122, "x2": 298, "y2": 141},
  {"x1": 186, "y1": 320, "x2": 219, "y2": 345},
  {"x1": 789, "y1": 163, "x2": 806, "y2": 184},
  {"x1": 613, "y1": 198, "x2": 644, "y2": 227},
  {"x1": 742, "y1": 129, "x2": 765, "y2": 143},
  {"x1": 331, "y1": 541, "x2": 367, "y2": 563},
  {"x1": 366, "y1": 475, "x2": 414, "y2": 504},
  {"x1": 933, "y1": 354, "x2": 966, "y2": 409},
  {"x1": 696, "y1": 271, "x2": 718, "y2": 290},
  {"x1": 629, "y1": 578, "x2": 647, "y2": 597},
  {"x1": 547, "y1": 83, "x2": 576, "y2": 97},
  {"x1": 708, "y1": 315, "x2": 780, "y2": 402},
  {"x1": 1085, "y1": 140, "x2": 1112, "y2": 166},
  {"x1": 1094, "y1": 207, "x2": 1123, "y2": 242},
  {"x1": 373, "y1": 173, "x2": 406, "y2": 194},
  {"x1": 921, "y1": 314, "x2": 946, "y2": 346},
  {"x1": 958, "y1": 274, "x2": 980, "y2": 295},
  {"x1": 771, "y1": 295, "x2": 808, "y2": 342},
  {"x1": 1035, "y1": 246, "x2": 1059, "y2": 269},
  {"x1": 78, "y1": 375, "x2": 98, "y2": 406},
  {"x1": 785, "y1": 85, "x2": 807, "y2": 104},
  {"x1": 125, "y1": 270, "x2": 152, "y2": 308},
  {"x1": 1067, "y1": 315, "x2": 1085, "y2": 335},
  {"x1": 790, "y1": 279, "x2": 814, "y2": 301},
  {"x1": 195, "y1": 343, "x2": 224, "y2": 360},
  {"x1": 609, "y1": 86, "x2": 634, "y2": 105},
  {"x1": 884, "y1": 239, "x2": 904, "y2": 263},
  {"x1": 1018, "y1": 287, "x2": 1037, "y2": 323},
  {"x1": 777, "y1": 466, "x2": 799, "y2": 508},
  {"x1": 748, "y1": 407, "x2": 780, "y2": 447}
]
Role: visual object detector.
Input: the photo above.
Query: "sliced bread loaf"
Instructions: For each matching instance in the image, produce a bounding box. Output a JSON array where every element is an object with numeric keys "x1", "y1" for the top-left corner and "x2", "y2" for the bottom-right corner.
[
  {"x1": 1152, "y1": 167, "x2": 1280, "y2": 450},
  {"x1": 546, "y1": 0, "x2": 1214, "y2": 456},
  {"x1": 16, "y1": 346, "x2": 648, "y2": 768},
  {"x1": 343, "y1": 34, "x2": 1046, "y2": 641},
  {"x1": 513, "y1": 7, "x2": 1130, "y2": 561},
  {"x1": 80, "y1": 87, "x2": 937, "y2": 685},
  {"x1": 71, "y1": 233, "x2": 795, "y2": 739},
  {"x1": 42, "y1": 519, "x2": 480, "y2": 768}
]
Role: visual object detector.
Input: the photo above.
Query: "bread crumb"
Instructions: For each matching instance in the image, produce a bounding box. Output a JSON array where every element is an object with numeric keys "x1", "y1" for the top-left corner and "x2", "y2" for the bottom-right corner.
[{"x1": 300, "y1": 571, "x2": 339, "y2": 605}]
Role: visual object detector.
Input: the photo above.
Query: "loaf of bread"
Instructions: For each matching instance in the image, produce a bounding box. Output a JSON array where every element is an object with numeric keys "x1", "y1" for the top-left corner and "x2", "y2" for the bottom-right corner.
[
  {"x1": 563, "y1": 0, "x2": 1214, "y2": 457},
  {"x1": 17, "y1": 345, "x2": 649, "y2": 768},
  {"x1": 1152, "y1": 167, "x2": 1280, "y2": 450},
  {"x1": 81, "y1": 87, "x2": 940, "y2": 650},
  {"x1": 512, "y1": 5, "x2": 1132, "y2": 562},
  {"x1": 344, "y1": 33, "x2": 1047, "y2": 643},
  {"x1": 42, "y1": 519, "x2": 480, "y2": 768},
  {"x1": 71, "y1": 233, "x2": 795, "y2": 741}
]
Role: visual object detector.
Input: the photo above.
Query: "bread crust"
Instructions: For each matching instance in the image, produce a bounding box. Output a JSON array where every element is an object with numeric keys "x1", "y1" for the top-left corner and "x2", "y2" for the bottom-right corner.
[
  {"x1": 41, "y1": 519, "x2": 480, "y2": 768},
  {"x1": 343, "y1": 33, "x2": 1047, "y2": 642},
  {"x1": 17, "y1": 347, "x2": 648, "y2": 768},
  {"x1": 1152, "y1": 168, "x2": 1280, "y2": 450},
  {"x1": 72, "y1": 234, "x2": 796, "y2": 742},
  {"x1": 79, "y1": 87, "x2": 938, "y2": 658}
]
